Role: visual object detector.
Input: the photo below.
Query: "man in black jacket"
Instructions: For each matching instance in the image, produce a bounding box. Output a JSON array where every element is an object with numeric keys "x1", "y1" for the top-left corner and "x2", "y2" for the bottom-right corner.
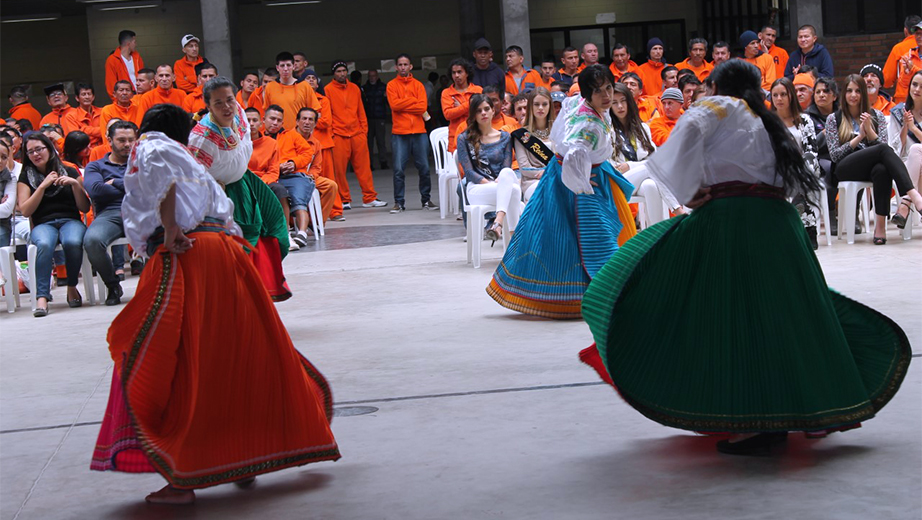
[{"x1": 364, "y1": 69, "x2": 389, "y2": 170}]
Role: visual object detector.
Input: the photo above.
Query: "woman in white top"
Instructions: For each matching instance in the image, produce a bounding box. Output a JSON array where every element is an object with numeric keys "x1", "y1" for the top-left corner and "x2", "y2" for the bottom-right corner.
[
  {"x1": 91, "y1": 104, "x2": 339, "y2": 504},
  {"x1": 510, "y1": 87, "x2": 555, "y2": 202},
  {"x1": 580, "y1": 60, "x2": 911, "y2": 456},
  {"x1": 887, "y1": 69, "x2": 922, "y2": 227}
]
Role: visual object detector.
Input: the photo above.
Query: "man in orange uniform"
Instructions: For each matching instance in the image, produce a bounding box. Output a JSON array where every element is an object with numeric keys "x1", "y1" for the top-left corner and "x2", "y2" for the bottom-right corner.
[
  {"x1": 105, "y1": 30, "x2": 144, "y2": 96},
  {"x1": 740, "y1": 31, "x2": 777, "y2": 92},
  {"x1": 99, "y1": 81, "x2": 140, "y2": 134},
  {"x1": 504, "y1": 46, "x2": 543, "y2": 96},
  {"x1": 274, "y1": 106, "x2": 318, "y2": 247},
  {"x1": 609, "y1": 43, "x2": 640, "y2": 82},
  {"x1": 621, "y1": 73, "x2": 660, "y2": 122},
  {"x1": 712, "y1": 41, "x2": 731, "y2": 67},
  {"x1": 174, "y1": 34, "x2": 206, "y2": 94},
  {"x1": 89, "y1": 118, "x2": 123, "y2": 162},
  {"x1": 442, "y1": 58, "x2": 483, "y2": 152},
  {"x1": 295, "y1": 107, "x2": 339, "y2": 222},
  {"x1": 7, "y1": 87, "x2": 42, "y2": 129},
  {"x1": 454, "y1": 85, "x2": 518, "y2": 137},
  {"x1": 304, "y1": 71, "x2": 344, "y2": 221},
  {"x1": 247, "y1": 68, "x2": 279, "y2": 117},
  {"x1": 135, "y1": 68, "x2": 156, "y2": 97},
  {"x1": 327, "y1": 60, "x2": 386, "y2": 209},
  {"x1": 552, "y1": 47, "x2": 581, "y2": 89},
  {"x1": 249, "y1": 105, "x2": 295, "y2": 240},
  {"x1": 896, "y1": 21, "x2": 922, "y2": 106},
  {"x1": 182, "y1": 63, "x2": 218, "y2": 114},
  {"x1": 40, "y1": 83, "x2": 78, "y2": 127},
  {"x1": 258, "y1": 52, "x2": 320, "y2": 131},
  {"x1": 135, "y1": 65, "x2": 188, "y2": 119},
  {"x1": 387, "y1": 54, "x2": 437, "y2": 213},
  {"x1": 638, "y1": 38, "x2": 669, "y2": 97},
  {"x1": 675, "y1": 38, "x2": 713, "y2": 81},
  {"x1": 649, "y1": 88, "x2": 684, "y2": 146},
  {"x1": 62, "y1": 83, "x2": 103, "y2": 147},
  {"x1": 237, "y1": 72, "x2": 259, "y2": 108},
  {"x1": 861, "y1": 64, "x2": 894, "y2": 115},
  {"x1": 759, "y1": 25, "x2": 788, "y2": 81},
  {"x1": 579, "y1": 43, "x2": 600, "y2": 71},
  {"x1": 885, "y1": 16, "x2": 921, "y2": 103},
  {"x1": 535, "y1": 57, "x2": 556, "y2": 91}
]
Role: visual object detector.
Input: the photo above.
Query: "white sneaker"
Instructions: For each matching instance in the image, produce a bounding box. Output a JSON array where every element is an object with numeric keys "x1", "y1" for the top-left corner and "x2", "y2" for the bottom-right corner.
[
  {"x1": 289, "y1": 241, "x2": 300, "y2": 251},
  {"x1": 362, "y1": 199, "x2": 388, "y2": 208},
  {"x1": 293, "y1": 231, "x2": 309, "y2": 247}
]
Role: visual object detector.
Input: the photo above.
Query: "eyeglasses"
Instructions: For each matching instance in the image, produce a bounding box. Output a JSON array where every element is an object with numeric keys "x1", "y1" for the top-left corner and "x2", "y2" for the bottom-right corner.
[{"x1": 26, "y1": 146, "x2": 48, "y2": 156}]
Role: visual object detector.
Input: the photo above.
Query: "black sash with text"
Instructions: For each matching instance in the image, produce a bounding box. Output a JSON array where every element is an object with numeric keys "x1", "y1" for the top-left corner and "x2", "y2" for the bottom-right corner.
[{"x1": 511, "y1": 128, "x2": 553, "y2": 167}]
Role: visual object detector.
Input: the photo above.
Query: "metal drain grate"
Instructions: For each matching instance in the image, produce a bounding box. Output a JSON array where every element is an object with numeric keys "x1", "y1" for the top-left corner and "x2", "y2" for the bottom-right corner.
[{"x1": 333, "y1": 406, "x2": 379, "y2": 417}]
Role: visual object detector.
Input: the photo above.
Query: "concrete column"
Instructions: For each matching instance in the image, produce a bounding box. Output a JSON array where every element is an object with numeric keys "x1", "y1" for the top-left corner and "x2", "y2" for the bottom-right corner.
[
  {"x1": 500, "y1": 0, "x2": 531, "y2": 67},
  {"x1": 459, "y1": 0, "x2": 485, "y2": 59},
  {"x1": 789, "y1": 0, "x2": 823, "y2": 37},
  {"x1": 200, "y1": 0, "x2": 234, "y2": 80}
]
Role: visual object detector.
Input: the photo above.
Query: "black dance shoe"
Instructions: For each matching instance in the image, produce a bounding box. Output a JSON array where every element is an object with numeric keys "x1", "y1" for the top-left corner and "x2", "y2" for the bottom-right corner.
[{"x1": 716, "y1": 432, "x2": 788, "y2": 456}]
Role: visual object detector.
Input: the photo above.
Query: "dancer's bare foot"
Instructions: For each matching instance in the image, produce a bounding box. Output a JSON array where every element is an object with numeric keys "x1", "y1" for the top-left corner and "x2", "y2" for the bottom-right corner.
[{"x1": 145, "y1": 485, "x2": 195, "y2": 505}]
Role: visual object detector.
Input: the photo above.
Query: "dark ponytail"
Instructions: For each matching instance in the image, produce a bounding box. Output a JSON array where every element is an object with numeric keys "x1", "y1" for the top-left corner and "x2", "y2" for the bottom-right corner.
[{"x1": 710, "y1": 60, "x2": 820, "y2": 197}]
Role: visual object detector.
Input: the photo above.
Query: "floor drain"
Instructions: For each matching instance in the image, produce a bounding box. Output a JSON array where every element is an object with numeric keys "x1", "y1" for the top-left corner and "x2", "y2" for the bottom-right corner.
[{"x1": 333, "y1": 406, "x2": 379, "y2": 417}]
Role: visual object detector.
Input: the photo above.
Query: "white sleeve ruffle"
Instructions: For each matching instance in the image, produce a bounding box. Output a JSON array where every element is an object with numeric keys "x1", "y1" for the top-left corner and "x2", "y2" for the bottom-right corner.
[
  {"x1": 645, "y1": 103, "x2": 714, "y2": 205},
  {"x1": 561, "y1": 142, "x2": 595, "y2": 195},
  {"x1": 122, "y1": 132, "x2": 238, "y2": 257}
]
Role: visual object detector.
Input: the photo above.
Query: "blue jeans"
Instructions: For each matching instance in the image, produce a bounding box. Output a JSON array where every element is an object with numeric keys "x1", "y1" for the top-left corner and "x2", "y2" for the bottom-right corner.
[
  {"x1": 279, "y1": 173, "x2": 316, "y2": 212},
  {"x1": 31, "y1": 218, "x2": 86, "y2": 299},
  {"x1": 392, "y1": 133, "x2": 431, "y2": 206},
  {"x1": 84, "y1": 207, "x2": 125, "y2": 287}
]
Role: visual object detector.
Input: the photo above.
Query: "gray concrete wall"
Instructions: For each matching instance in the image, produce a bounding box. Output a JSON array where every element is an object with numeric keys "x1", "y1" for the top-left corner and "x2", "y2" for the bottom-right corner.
[
  {"x1": 529, "y1": 0, "x2": 699, "y2": 32},
  {"x1": 501, "y1": 0, "x2": 532, "y2": 67}
]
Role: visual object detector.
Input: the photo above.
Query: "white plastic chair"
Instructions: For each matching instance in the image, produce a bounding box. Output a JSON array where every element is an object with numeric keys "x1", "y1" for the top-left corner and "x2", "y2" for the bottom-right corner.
[
  {"x1": 836, "y1": 181, "x2": 873, "y2": 244},
  {"x1": 893, "y1": 181, "x2": 913, "y2": 242},
  {"x1": 1, "y1": 237, "x2": 37, "y2": 313},
  {"x1": 429, "y1": 127, "x2": 460, "y2": 219},
  {"x1": 457, "y1": 152, "x2": 509, "y2": 268},
  {"x1": 94, "y1": 236, "x2": 130, "y2": 303},
  {"x1": 52, "y1": 243, "x2": 97, "y2": 305},
  {"x1": 814, "y1": 183, "x2": 833, "y2": 246},
  {"x1": 307, "y1": 189, "x2": 325, "y2": 239}
]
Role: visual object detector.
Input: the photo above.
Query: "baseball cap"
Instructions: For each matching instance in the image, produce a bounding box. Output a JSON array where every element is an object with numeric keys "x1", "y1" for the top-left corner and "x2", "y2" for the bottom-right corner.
[
  {"x1": 550, "y1": 91, "x2": 566, "y2": 102},
  {"x1": 181, "y1": 34, "x2": 200, "y2": 48},
  {"x1": 474, "y1": 38, "x2": 492, "y2": 51}
]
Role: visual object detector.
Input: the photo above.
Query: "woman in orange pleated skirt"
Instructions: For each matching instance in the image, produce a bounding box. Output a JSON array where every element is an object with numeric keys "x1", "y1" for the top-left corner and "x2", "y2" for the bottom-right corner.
[{"x1": 91, "y1": 104, "x2": 339, "y2": 504}]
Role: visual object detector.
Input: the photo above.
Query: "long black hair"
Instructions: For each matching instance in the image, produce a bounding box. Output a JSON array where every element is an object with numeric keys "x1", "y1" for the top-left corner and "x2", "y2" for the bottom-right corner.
[
  {"x1": 609, "y1": 83, "x2": 655, "y2": 155},
  {"x1": 62, "y1": 131, "x2": 90, "y2": 165},
  {"x1": 710, "y1": 60, "x2": 820, "y2": 196},
  {"x1": 139, "y1": 103, "x2": 193, "y2": 145},
  {"x1": 578, "y1": 64, "x2": 614, "y2": 101}
]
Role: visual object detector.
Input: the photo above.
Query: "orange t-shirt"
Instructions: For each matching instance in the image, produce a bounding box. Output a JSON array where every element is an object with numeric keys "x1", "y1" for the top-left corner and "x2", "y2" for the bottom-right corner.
[
  {"x1": 504, "y1": 69, "x2": 543, "y2": 96},
  {"x1": 174, "y1": 56, "x2": 205, "y2": 94},
  {"x1": 608, "y1": 60, "x2": 640, "y2": 82},
  {"x1": 649, "y1": 115, "x2": 678, "y2": 146},
  {"x1": 40, "y1": 105, "x2": 78, "y2": 127},
  {"x1": 62, "y1": 106, "x2": 103, "y2": 146},
  {"x1": 183, "y1": 86, "x2": 206, "y2": 114},
  {"x1": 136, "y1": 87, "x2": 188, "y2": 119},
  {"x1": 9, "y1": 103, "x2": 42, "y2": 129},
  {"x1": 637, "y1": 61, "x2": 668, "y2": 97},
  {"x1": 314, "y1": 93, "x2": 335, "y2": 150},
  {"x1": 387, "y1": 74, "x2": 428, "y2": 135},
  {"x1": 441, "y1": 83, "x2": 483, "y2": 152},
  {"x1": 675, "y1": 58, "x2": 714, "y2": 81},
  {"x1": 88, "y1": 143, "x2": 111, "y2": 163},
  {"x1": 249, "y1": 134, "x2": 281, "y2": 184},
  {"x1": 262, "y1": 81, "x2": 320, "y2": 131},
  {"x1": 276, "y1": 128, "x2": 313, "y2": 172},
  {"x1": 766, "y1": 45, "x2": 789, "y2": 82},
  {"x1": 325, "y1": 80, "x2": 367, "y2": 137},
  {"x1": 98, "y1": 102, "x2": 141, "y2": 135}
]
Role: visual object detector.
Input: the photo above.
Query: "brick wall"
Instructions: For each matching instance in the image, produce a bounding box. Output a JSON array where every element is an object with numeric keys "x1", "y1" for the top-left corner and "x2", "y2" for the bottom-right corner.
[{"x1": 777, "y1": 31, "x2": 904, "y2": 86}]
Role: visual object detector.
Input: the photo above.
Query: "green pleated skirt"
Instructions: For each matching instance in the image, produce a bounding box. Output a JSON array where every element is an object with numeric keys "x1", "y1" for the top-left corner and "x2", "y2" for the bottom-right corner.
[{"x1": 581, "y1": 195, "x2": 912, "y2": 433}]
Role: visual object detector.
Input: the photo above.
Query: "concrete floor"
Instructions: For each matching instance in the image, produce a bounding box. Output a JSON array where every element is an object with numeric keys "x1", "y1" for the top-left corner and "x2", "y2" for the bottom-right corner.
[{"x1": 1, "y1": 169, "x2": 920, "y2": 519}]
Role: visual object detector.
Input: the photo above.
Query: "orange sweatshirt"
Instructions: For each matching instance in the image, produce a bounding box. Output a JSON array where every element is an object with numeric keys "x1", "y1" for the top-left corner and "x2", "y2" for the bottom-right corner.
[
  {"x1": 608, "y1": 60, "x2": 640, "y2": 82},
  {"x1": 174, "y1": 56, "x2": 204, "y2": 94},
  {"x1": 637, "y1": 61, "x2": 668, "y2": 97},
  {"x1": 895, "y1": 48, "x2": 922, "y2": 106},
  {"x1": 742, "y1": 54, "x2": 777, "y2": 91},
  {"x1": 98, "y1": 102, "x2": 141, "y2": 135},
  {"x1": 766, "y1": 45, "x2": 789, "y2": 82},
  {"x1": 262, "y1": 81, "x2": 320, "y2": 131},
  {"x1": 675, "y1": 58, "x2": 714, "y2": 81},
  {"x1": 441, "y1": 83, "x2": 483, "y2": 152},
  {"x1": 504, "y1": 69, "x2": 543, "y2": 96},
  {"x1": 313, "y1": 93, "x2": 335, "y2": 150},
  {"x1": 275, "y1": 128, "x2": 313, "y2": 172},
  {"x1": 249, "y1": 134, "x2": 281, "y2": 184},
  {"x1": 649, "y1": 115, "x2": 678, "y2": 146},
  {"x1": 105, "y1": 48, "x2": 144, "y2": 96},
  {"x1": 62, "y1": 106, "x2": 103, "y2": 146},
  {"x1": 325, "y1": 80, "x2": 367, "y2": 138},
  {"x1": 9, "y1": 103, "x2": 42, "y2": 129},
  {"x1": 386, "y1": 74, "x2": 428, "y2": 135},
  {"x1": 636, "y1": 96, "x2": 660, "y2": 123},
  {"x1": 41, "y1": 105, "x2": 78, "y2": 127},
  {"x1": 236, "y1": 90, "x2": 257, "y2": 114},
  {"x1": 872, "y1": 95, "x2": 894, "y2": 116},
  {"x1": 885, "y1": 35, "x2": 917, "y2": 91},
  {"x1": 183, "y1": 86, "x2": 206, "y2": 114},
  {"x1": 136, "y1": 87, "x2": 188, "y2": 118},
  {"x1": 247, "y1": 86, "x2": 266, "y2": 117},
  {"x1": 88, "y1": 143, "x2": 111, "y2": 163},
  {"x1": 306, "y1": 133, "x2": 323, "y2": 178}
]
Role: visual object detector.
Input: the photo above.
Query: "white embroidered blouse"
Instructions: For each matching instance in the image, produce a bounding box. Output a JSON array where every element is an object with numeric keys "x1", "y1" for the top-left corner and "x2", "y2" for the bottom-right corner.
[
  {"x1": 552, "y1": 96, "x2": 615, "y2": 195},
  {"x1": 187, "y1": 101, "x2": 253, "y2": 185}
]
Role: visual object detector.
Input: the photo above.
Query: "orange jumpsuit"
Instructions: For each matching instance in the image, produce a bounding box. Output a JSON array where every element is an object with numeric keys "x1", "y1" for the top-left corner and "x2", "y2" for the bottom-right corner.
[
  {"x1": 98, "y1": 102, "x2": 141, "y2": 135},
  {"x1": 675, "y1": 58, "x2": 714, "y2": 81},
  {"x1": 261, "y1": 82, "x2": 320, "y2": 131},
  {"x1": 9, "y1": 103, "x2": 42, "y2": 129},
  {"x1": 637, "y1": 60, "x2": 668, "y2": 97},
  {"x1": 314, "y1": 92, "x2": 342, "y2": 217},
  {"x1": 40, "y1": 105, "x2": 79, "y2": 127},
  {"x1": 441, "y1": 83, "x2": 483, "y2": 152},
  {"x1": 174, "y1": 56, "x2": 204, "y2": 94},
  {"x1": 63, "y1": 106, "x2": 103, "y2": 146},
  {"x1": 325, "y1": 79, "x2": 378, "y2": 204},
  {"x1": 649, "y1": 114, "x2": 678, "y2": 146},
  {"x1": 135, "y1": 87, "x2": 188, "y2": 120},
  {"x1": 104, "y1": 48, "x2": 144, "y2": 96},
  {"x1": 609, "y1": 60, "x2": 640, "y2": 82},
  {"x1": 183, "y1": 86, "x2": 206, "y2": 114}
]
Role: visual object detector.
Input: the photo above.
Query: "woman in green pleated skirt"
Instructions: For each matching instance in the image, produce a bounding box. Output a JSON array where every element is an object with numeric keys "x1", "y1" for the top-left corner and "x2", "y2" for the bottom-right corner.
[{"x1": 579, "y1": 61, "x2": 913, "y2": 455}]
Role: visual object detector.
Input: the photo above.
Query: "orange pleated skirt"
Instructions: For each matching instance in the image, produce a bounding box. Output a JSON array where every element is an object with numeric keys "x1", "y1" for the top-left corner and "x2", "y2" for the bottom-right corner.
[{"x1": 91, "y1": 228, "x2": 339, "y2": 489}]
